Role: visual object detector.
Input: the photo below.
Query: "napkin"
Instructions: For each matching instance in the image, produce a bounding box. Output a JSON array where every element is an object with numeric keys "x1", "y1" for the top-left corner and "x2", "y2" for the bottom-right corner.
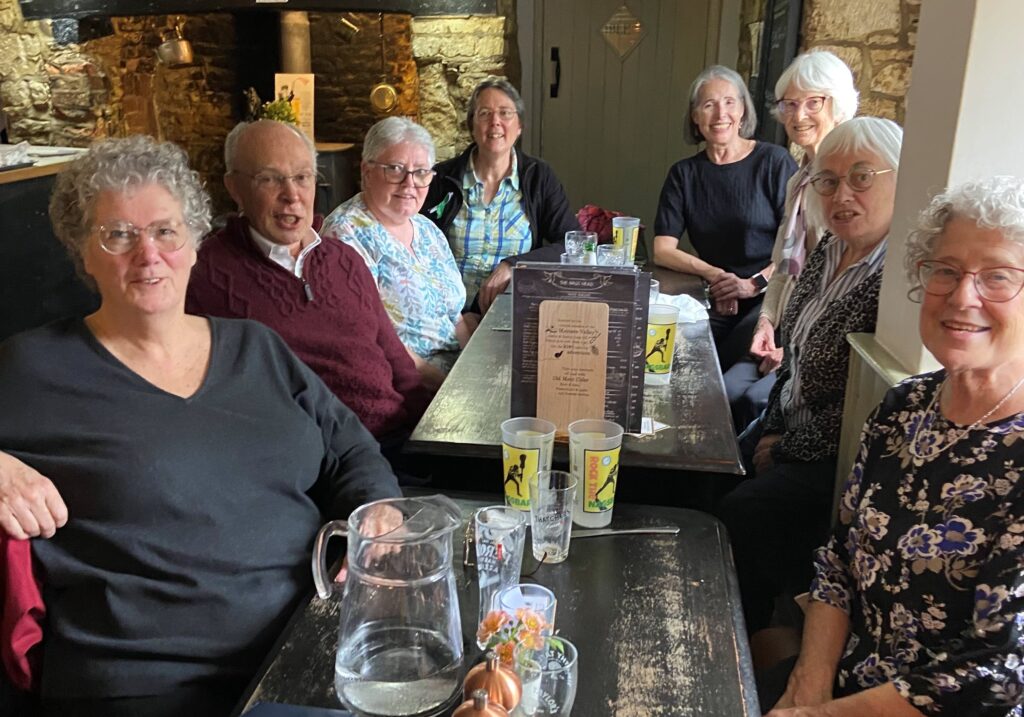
[{"x1": 652, "y1": 293, "x2": 708, "y2": 323}]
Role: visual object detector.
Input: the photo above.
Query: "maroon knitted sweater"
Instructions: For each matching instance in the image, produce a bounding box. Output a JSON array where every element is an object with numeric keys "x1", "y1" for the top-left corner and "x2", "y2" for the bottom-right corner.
[{"x1": 186, "y1": 215, "x2": 429, "y2": 438}]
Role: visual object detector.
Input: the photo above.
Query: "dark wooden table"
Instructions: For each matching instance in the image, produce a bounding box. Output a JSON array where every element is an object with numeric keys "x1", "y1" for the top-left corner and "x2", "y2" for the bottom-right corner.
[
  {"x1": 234, "y1": 493, "x2": 760, "y2": 717},
  {"x1": 406, "y1": 269, "x2": 743, "y2": 475}
]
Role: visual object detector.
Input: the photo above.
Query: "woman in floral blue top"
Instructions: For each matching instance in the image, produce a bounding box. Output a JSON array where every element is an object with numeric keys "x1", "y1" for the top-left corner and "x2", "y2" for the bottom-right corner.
[
  {"x1": 766, "y1": 177, "x2": 1024, "y2": 716},
  {"x1": 322, "y1": 118, "x2": 470, "y2": 391}
]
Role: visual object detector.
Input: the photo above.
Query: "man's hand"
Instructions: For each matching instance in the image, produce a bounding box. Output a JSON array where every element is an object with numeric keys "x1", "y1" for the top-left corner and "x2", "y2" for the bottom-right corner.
[
  {"x1": 0, "y1": 451, "x2": 68, "y2": 539},
  {"x1": 479, "y1": 262, "x2": 513, "y2": 313},
  {"x1": 753, "y1": 433, "x2": 782, "y2": 474},
  {"x1": 714, "y1": 297, "x2": 739, "y2": 316},
  {"x1": 709, "y1": 272, "x2": 759, "y2": 301}
]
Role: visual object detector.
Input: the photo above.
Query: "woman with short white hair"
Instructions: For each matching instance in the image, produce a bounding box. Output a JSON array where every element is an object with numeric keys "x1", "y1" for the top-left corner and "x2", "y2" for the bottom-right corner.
[
  {"x1": 719, "y1": 116, "x2": 904, "y2": 639},
  {"x1": 321, "y1": 117, "x2": 470, "y2": 390},
  {"x1": 763, "y1": 175, "x2": 1024, "y2": 716},
  {"x1": 725, "y1": 50, "x2": 859, "y2": 431}
]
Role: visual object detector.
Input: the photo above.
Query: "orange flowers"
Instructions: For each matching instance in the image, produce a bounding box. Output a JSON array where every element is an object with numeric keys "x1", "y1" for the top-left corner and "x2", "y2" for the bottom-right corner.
[{"x1": 477, "y1": 607, "x2": 551, "y2": 665}]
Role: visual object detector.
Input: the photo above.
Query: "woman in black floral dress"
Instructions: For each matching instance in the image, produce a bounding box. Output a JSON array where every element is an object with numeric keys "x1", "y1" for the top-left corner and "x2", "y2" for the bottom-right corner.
[{"x1": 765, "y1": 176, "x2": 1024, "y2": 716}]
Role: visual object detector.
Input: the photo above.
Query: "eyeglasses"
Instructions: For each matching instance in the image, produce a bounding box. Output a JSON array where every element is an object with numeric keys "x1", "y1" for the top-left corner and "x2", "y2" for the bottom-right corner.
[
  {"x1": 776, "y1": 95, "x2": 829, "y2": 116},
  {"x1": 475, "y1": 108, "x2": 518, "y2": 123},
  {"x1": 95, "y1": 220, "x2": 189, "y2": 255},
  {"x1": 809, "y1": 164, "x2": 894, "y2": 196},
  {"x1": 916, "y1": 260, "x2": 1024, "y2": 303},
  {"x1": 235, "y1": 170, "x2": 317, "y2": 191},
  {"x1": 367, "y1": 161, "x2": 435, "y2": 188}
]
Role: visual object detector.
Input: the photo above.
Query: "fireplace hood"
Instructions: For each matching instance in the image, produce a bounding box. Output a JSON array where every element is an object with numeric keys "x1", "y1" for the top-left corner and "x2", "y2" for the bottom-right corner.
[{"x1": 17, "y1": 0, "x2": 495, "y2": 21}]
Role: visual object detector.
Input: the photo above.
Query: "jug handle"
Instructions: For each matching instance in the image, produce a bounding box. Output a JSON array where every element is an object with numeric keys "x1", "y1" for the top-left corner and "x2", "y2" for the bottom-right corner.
[{"x1": 312, "y1": 519, "x2": 348, "y2": 599}]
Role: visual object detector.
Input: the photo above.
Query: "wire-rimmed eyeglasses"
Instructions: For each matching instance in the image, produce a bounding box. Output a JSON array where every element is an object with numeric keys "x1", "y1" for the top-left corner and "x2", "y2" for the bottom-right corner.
[
  {"x1": 916, "y1": 260, "x2": 1024, "y2": 303},
  {"x1": 234, "y1": 170, "x2": 317, "y2": 191},
  {"x1": 809, "y1": 164, "x2": 894, "y2": 196},
  {"x1": 775, "y1": 95, "x2": 829, "y2": 117},
  {"x1": 367, "y1": 160, "x2": 435, "y2": 188},
  {"x1": 95, "y1": 220, "x2": 189, "y2": 255}
]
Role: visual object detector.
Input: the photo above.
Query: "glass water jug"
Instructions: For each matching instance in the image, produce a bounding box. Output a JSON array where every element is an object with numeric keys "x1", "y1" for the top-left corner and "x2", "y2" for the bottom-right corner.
[{"x1": 312, "y1": 495, "x2": 464, "y2": 716}]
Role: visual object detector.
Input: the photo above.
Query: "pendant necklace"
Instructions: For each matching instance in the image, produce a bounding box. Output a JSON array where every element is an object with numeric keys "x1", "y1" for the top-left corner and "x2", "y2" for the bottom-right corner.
[{"x1": 908, "y1": 374, "x2": 1024, "y2": 459}]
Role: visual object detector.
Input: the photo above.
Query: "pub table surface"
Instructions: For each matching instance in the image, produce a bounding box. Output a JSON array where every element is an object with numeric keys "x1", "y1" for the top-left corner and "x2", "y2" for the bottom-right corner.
[
  {"x1": 407, "y1": 268, "x2": 743, "y2": 475},
  {"x1": 235, "y1": 493, "x2": 760, "y2": 717}
]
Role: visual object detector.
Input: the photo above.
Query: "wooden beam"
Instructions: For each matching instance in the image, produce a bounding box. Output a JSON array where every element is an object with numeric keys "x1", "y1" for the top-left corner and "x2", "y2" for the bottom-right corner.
[{"x1": 17, "y1": 0, "x2": 496, "y2": 20}]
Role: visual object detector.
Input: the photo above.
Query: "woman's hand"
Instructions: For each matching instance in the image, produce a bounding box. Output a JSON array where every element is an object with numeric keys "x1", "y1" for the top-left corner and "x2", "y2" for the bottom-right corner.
[
  {"x1": 753, "y1": 433, "x2": 782, "y2": 474},
  {"x1": 750, "y1": 316, "x2": 784, "y2": 374},
  {"x1": 455, "y1": 313, "x2": 480, "y2": 349},
  {"x1": 0, "y1": 451, "x2": 68, "y2": 539},
  {"x1": 709, "y1": 271, "x2": 759, "y2": 301},
  {"x1": 770, "y1": 665, "x2": 835, "y2": 712},
  {"x1": 479, "y1": 262, "x2": 513, "y2": 313}
]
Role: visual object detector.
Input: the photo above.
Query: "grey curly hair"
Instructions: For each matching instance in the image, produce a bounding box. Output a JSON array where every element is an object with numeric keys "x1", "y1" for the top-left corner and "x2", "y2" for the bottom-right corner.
[
  {"x1": 48, "y1": 135, "x2": 211, "y2": 287},
  {"x1": 904, "y1": 175, "x2": 1024, "y2": 283}
]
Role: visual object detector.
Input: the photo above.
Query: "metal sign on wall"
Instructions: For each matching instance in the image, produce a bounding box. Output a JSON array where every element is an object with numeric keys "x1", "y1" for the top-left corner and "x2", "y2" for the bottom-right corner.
[{"x1": 601, "y1": 5, "x2": 645, "y2": 61}]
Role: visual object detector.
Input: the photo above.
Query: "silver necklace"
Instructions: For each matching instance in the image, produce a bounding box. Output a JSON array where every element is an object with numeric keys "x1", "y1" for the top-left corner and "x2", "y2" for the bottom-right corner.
[{"x1": 908, "y1": 374, "x2": 1024, "y2": 459}]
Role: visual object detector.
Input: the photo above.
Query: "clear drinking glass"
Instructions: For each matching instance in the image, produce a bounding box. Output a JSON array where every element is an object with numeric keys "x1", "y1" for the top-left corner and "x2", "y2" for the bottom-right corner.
[
  {"x1": 596, "y1": 244, "x2": 624, "y2": 266},
  {"x1": 495, "y1": 584, "x2": 557, "y2": 634},
  {"x1": 528, "y1": 471, "x2": 577, "y2": 563},
  {"x1": 560, "y1": 252, "x2": 583, "y2": 265},
  {"x1": 564, "y1": 230, "x2": 596, "y2": 257},
  {"x1": 474, "y1": 506, "x2": 528, "y2": 646},
  {"x1": 649, "y1": 278, "x2": 660, "y2": 304},
  {"x1": 512, "y1": 636, "x2": 578, "y2": 717}
]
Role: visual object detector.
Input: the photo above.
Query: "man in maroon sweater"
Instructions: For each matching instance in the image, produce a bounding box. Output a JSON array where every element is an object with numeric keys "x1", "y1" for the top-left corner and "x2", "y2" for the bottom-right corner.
[{"x1": 186, "y1": 120, "x2": 430, "y2": 453}]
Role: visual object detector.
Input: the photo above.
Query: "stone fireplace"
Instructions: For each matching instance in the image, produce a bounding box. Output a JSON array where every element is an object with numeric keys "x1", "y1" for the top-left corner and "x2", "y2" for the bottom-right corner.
[{"x1": 0, "y1": 0, "x2": 516, "y2": 212}]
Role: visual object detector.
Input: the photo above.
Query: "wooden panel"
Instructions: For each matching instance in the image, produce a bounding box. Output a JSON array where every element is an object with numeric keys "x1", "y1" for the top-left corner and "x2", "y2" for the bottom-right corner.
[
  {"x1": 17, "y1": 0, "x2": 496, "y2": 20},
  {"x1": 540, "y1": 0, "x2": 712, "y2": 254},
  {"x1": 233, "y1": 492, "x2": 760, "y2": 717}
]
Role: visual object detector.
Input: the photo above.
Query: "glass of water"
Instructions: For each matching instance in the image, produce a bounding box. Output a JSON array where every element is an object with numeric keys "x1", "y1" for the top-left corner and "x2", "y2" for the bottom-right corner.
[{"x1": 528, "y1": 470, "x2": 577, "y2": 563}]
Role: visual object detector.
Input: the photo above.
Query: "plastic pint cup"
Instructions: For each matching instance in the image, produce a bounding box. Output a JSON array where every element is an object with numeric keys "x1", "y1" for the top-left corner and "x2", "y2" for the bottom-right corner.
[
  {"x1": 612, "y1": 216, "x2": 640, "y2": 263},
  {"x1": 569, "y1": 419, "x2": 624, "y2": 528},
  {"x1": 500, "y1": 417, "x2": 556, "y2": 511},
  {"x1": 644, "y1": 303, "x2": 680, "y2": 386}
]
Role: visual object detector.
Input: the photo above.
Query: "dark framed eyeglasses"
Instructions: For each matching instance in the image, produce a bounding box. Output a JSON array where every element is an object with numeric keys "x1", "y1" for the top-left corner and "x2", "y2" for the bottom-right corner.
[
  {"x1": 368, "y1": 160, "x2": 435, "y2": 188},
  {"x1": 916, "y1": 260, "x2": 1024, "y2": 303},
  {"x1": 235, "y1": 170, "x2": 317, "y2": 191},
  {"x1": 809, "y1": 164, "x2": 894, "y2": 196},
  {"x1": 775, "y1": 95, "x2": 829, "y2": 116},
  {"x1": 95, "y1": 220, "x2": 189, "y2": 255}
]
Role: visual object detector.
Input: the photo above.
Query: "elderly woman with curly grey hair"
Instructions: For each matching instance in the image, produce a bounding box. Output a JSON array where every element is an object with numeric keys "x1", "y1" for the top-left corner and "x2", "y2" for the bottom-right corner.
[
  {"x1": 321, "y1": 116, "x2": 469, "y2": 389},
  {"x1": 761, "y1": 175, "x2": 1024, "y2": 717},
  {"x1": 422, "y1": 77, "x2": 579, "y2": 314},
  {"x1": 653, "y1": 65, "x2": 798, "y2": 372},
  {"x1": 0, "y1": 135, "x2": 400, "y2": 716}
]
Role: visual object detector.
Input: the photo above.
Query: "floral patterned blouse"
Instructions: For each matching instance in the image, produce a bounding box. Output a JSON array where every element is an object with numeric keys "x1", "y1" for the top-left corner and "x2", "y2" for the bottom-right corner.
[
  {"x1": 321, "y1": 193, "x2": 466, "y2": 357},
  {"x1": 811, "y1": 371, "x2": 1024, "y2": 714}
]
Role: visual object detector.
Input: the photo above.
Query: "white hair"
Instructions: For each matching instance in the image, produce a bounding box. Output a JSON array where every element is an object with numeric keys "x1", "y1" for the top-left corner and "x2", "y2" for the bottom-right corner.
[
  {"x1": 805, "y1": 117, "x2": 904, "y2": 233},
  {"x1": 904, "y1": 176, "x2": 1024, "y2": 282},
  {"x1": 772, "y1": 50, "x2": 859, "y2": 123},
  {"x1": 362, "y1": 116, "x2": 436, "y2": 166},
  {"x1": 223, "y1": 120, "x2": 317, "y2": 171}
]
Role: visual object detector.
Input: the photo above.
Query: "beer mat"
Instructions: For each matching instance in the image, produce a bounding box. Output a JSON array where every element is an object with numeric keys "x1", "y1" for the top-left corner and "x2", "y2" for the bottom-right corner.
[
  {"x1": 625, "y1": 417, "x2": 670, "y2": 437},
  {"x1": 244, "y1": 703, "x2": 353, "y2": 716}
]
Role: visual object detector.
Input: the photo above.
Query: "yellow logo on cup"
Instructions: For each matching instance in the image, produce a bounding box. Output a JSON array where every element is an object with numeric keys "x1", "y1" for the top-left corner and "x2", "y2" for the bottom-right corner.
[
  {"x1": 645, "y1": 323, "x2": 674, "y2": 374},
  {"x1": 582, "y1": 447, "x2": 621, "y2": 513},
  {"x1": 502, "y1": 445, "x2": 538, "y2": 510}
]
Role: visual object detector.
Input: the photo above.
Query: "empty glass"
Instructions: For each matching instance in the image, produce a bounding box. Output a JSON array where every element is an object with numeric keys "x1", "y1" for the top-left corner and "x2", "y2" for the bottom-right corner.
[
  {"x1": 649, "y1": 278, "x2": 660, "y2": 304},
  {"x1": 596, "y1": 244, "x2": 625, "y2": 266},
  {"x1": 563, "y1": 230, "x2": 596, "y2": 257},
  {"x1": 513, "y1": 636, "x2": 578, "y2": 717},
  {"x1": 474, "y1": 506, "x2": 528, "y2": 645},
  {"x1": 528, "y1": 471, "x2": 577, "y2": 563},
  {"x1": 560, "y1": 252, "x2": 583, "y2": 265}
]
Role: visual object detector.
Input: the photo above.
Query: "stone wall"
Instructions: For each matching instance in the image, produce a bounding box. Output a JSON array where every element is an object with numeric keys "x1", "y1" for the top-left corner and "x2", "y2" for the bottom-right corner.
[
  {"x1": 412, "y1": 15, "x2": 507, "y2": 161},
  {"x1": 737, "y1": 0, "x2": 919, "y2": 125},
  {"x1": 310, "y1": 12, "x2": 419, "y2": 146}
]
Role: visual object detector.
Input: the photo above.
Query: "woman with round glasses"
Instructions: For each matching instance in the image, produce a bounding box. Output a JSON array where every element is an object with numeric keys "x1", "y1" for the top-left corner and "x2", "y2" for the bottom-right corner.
[
  {"x1": 724, "y1": 50, "x2": 858, "y2": 432},
  {"x1": 719, "y1": 116, "x2": 903, "y2": 639},
  {"x1": 422, "y1": 77, "x2": 578, "y2": 314},
  {"x1": 0, "y1": 135, "x2": 400, "y2": 714},
  {"x1": 762, "y1": 175, "x2": 1024, "y2": 717},
  {"x1": 653, "y1": 65, "x2": 798, "y2": 373},
  {"x1": 321, "y1": 116, "x2": 469, "y2": 390}
]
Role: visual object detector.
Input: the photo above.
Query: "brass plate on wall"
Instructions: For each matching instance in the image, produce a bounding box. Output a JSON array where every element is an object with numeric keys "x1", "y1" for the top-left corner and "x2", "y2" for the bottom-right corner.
[{"x1": 601, "y1": 5, "x2": 645, "y2": 61}]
